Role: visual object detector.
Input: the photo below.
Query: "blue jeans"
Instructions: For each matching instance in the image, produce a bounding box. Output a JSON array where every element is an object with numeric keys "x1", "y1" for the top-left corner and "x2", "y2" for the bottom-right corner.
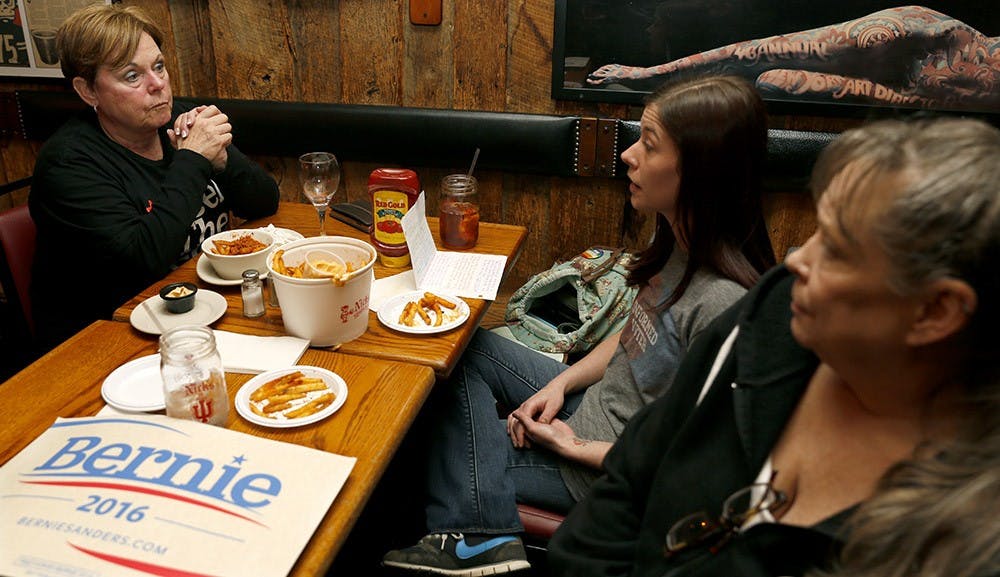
[{"x1": 425, "y1": 329, "x2": 583, "y2": 534}]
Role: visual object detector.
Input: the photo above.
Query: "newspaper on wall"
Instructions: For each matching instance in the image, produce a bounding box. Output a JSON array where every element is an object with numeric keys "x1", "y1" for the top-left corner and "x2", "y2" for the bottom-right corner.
[
  {"x1": 0, "y1": 0, "x2": 110, "y2": 78},
  {"x1": 0, "y1": 415, "x2": 356, "y2": 577}
]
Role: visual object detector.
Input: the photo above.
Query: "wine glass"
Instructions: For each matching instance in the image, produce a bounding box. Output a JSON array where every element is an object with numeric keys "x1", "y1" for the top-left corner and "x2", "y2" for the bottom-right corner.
[{"x1": 298, "y1": 152, "x2": 340, "y2": 236}]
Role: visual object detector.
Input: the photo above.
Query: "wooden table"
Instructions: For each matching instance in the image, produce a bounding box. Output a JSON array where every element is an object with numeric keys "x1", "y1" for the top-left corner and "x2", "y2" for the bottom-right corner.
[
  {"x1": 113, "y1": 202, "x2": 527, "y2": 378},
  {"x1": 0, "y1": 320, "x2": 435, "y2": 576}
]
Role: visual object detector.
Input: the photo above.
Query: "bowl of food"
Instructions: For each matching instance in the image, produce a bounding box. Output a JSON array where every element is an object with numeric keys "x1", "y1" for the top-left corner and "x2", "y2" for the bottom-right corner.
[
  {"x1": 159, "y1": 282, "x2": 198, "y2": 314},
  {"x1": 200, "y1": 229, "x2": 275, "y2": 281}
]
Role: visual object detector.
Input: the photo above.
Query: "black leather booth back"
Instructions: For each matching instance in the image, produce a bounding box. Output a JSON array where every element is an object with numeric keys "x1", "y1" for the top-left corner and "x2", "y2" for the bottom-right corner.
[
  {"x1": 16, "y1": 90, "x2": 836, "y2": 188},
  {"x1": 15, "y1": 91, "x2": 581, "y2": 177}
]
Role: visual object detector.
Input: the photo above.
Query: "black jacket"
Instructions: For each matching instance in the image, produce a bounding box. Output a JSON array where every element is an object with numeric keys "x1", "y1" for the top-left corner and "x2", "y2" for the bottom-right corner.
[{"x1": 549, "y1": 266, "x2": 846, "y2": 577}]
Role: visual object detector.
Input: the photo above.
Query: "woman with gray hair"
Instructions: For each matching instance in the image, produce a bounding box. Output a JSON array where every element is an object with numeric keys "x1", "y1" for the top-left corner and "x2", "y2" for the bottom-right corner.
[{"x1": 549, "y1": 116, "x2": 1000, "y2": 577}]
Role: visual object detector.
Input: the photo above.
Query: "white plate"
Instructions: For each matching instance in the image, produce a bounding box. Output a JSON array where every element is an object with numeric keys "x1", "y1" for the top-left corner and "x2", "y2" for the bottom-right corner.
[
  {"x1": 376, "y1": 291, "x2": 470, "y2": 334},
  {"x1": 235, "y1": 366, "x2": 348, "y2": 428},
  {"x1": 196, "y1": 253, "x2": 270, "y2": 286},
  {"x1": 101, "y1": 354, "x2": 165, "y2": 412},
  {"x1": 130, "y1": 290, "x2": 228, "y2": 335},
  {"x1": 257, "y1": 226, "x2": 305, "y2": 246}
]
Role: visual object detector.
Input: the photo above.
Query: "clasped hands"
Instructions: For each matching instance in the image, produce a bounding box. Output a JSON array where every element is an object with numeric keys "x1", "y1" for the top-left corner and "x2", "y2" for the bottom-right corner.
[
  {"x1": 167, "y1": 105, "x2": 231, "y2": 172},
  {"x1": 506, "y1": 384, "x2": 579, "y2": 457}
]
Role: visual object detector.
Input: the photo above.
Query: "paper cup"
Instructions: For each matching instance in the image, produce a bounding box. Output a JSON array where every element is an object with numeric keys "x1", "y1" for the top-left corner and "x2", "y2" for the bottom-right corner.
[{"x1": 267, "y1": 236, "x2": 377, "y2": 346}]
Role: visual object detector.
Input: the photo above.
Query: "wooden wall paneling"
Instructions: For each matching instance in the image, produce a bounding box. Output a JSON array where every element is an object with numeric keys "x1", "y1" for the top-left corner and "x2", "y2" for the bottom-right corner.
[
  {"x1": 453, "y1": 0, "x2": 507, "y2": 111},
  {"x1": 0, "y1": 139, "x2": 36, "y2": 210},
  {"x1": 415, "y1": 166, "x2": 446, "y2": 217},
  {"x1": 763, "y1": 191, "x2": 816, "y2": 260},
  {"x1": 254, "y1": 155, "x2": 297, "y2": 204},
  {"x1": 550, "y1": 177, "x2": 628, "y2": 259},
  {"x1": 403, "y1": 0, "x2": 452, "y2": 108},
  {"x1": 339, "y1": 161, "x2": 382, "y2": 206},
  {"x1": 339, "y1": 0, "x2": 405, "y2": 106},
  {"x1": 0, "y1": 139, "x2": 36, "y2": 185},
  {"x1": 208, "y1": 2, "x2": 296, "y2": 101},
  {"x1": 474, "y1": 171, "x2": 504, "y2": 227},
  {"x1": 501, "y1": 173, "x2": 550, "y2": 286},
  {"x1": 287, "y1": 0, "x2": 342, "y2": 103},
  {"x1": 507, "y1": 0, "x2": 556, "y2": 113}
]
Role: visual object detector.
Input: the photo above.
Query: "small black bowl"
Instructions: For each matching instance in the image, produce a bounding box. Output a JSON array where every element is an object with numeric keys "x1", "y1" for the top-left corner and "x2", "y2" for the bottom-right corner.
[{"x1": 159, "y1": 282, "x2": 198, "y2": 314}]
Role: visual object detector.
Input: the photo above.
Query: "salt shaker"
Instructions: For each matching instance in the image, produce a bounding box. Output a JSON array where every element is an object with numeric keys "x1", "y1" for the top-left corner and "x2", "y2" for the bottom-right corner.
[
  {"x1": 160, "y1": 325, "x2": 229, "y2": 426},
  {"x1": 241, "y1": 269, "x2": 265, "y2": 318}
]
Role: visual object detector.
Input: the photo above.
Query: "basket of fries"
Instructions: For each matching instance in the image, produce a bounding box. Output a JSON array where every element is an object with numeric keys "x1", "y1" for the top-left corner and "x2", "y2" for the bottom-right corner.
[{"x1": 266, "y1": 236, "x2": 377, "y2": 346}]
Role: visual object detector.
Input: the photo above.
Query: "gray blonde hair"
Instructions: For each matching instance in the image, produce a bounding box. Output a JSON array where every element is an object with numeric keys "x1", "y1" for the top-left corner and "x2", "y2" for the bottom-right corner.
[
  {"x1": 815, "y1": 424, "x2": 1000, "y2": 577},
  {"x1": 811, "y1": 118, "x2": 1000, "y2": 296},
  {"x1": 809, "y1": 117, "x2": 1000, "y2": 577}
]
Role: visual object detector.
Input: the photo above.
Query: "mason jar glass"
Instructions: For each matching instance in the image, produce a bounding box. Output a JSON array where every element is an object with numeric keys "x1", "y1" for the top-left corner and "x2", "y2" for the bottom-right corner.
[
  {"x1": 159, "y1": 325, "x2": 229, "y2": 426},
  {"x1": 439, "y1": 174, "x2": 480, "y2": 250}
]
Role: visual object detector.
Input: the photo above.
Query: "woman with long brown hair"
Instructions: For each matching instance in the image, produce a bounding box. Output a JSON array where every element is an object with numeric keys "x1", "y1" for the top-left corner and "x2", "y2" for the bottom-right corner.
[{"x1": 383, "y1": 75, "x2": 775, "y2": 576}]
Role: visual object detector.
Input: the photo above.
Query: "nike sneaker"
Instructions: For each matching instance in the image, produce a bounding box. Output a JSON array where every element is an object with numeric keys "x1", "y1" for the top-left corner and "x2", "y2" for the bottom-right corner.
[{"x1": 382, "y1": 532, "x2": 530, "y2": 576}]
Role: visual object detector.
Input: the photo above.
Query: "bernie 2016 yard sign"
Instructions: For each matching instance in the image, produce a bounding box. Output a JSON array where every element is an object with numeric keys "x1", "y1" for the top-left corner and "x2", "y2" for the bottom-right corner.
[{"x1": 0, "y1": 415, "x2": 355, "y2": 577}]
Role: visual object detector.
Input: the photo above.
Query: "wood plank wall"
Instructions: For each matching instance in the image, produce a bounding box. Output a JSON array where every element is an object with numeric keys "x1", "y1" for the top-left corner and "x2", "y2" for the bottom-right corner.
[{"x1": 0, "y1": 0, "x2": 839, "y2": 292}]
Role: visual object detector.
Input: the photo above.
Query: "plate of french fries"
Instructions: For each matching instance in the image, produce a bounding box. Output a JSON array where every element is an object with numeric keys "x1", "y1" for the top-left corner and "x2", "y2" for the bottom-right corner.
[
  {"x1": 235, "y1": 366, "x2": 347, "y2": 428},
  {"x1": 376, "y1": 290, "x2": 470, "y2": 334}
]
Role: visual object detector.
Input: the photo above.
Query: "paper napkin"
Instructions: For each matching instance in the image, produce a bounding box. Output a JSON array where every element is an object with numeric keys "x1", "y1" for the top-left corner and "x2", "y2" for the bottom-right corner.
[
  {"x1": 369, "y1": 270, "x2": 418, "y2": 312},
  {"x1": 213, "y1": 330, "x2": 310, "y2": 374}
]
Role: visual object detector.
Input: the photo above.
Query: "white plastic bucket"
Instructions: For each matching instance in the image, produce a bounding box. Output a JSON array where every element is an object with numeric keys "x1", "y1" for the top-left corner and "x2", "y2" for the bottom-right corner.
[{"x1": 266, "y1": 236, "x2": 377, "y2": 347}]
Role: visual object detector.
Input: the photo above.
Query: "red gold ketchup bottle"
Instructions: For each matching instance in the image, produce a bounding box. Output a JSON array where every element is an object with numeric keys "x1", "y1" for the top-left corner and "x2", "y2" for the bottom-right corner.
[{"x1": 369, "y1": 168, "x2": 421, "y2": 267}]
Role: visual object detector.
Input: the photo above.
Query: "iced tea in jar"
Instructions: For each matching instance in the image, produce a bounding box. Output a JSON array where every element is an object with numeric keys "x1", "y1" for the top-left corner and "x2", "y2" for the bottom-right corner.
[
  {"x1": 159, "y1": 325, "x2": 229, "y2": 426},
  {"x1": 439, "y1": 174, "x2": 479, "y2": 250}
]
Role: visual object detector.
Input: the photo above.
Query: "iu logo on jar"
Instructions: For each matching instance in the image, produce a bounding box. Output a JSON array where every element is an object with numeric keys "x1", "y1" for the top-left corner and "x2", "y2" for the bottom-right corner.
[{"x1": 191, "y1": 398, "x2": 215, "y2": 423}]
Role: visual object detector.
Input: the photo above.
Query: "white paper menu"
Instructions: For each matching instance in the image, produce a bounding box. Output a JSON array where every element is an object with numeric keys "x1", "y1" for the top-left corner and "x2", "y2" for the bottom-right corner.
[
  {"x1": 400, "y1": 192, "x2": 507, "y2": 300},
  {"x1": 0, "y1": 415, "x2": 355, "y2": 577}
]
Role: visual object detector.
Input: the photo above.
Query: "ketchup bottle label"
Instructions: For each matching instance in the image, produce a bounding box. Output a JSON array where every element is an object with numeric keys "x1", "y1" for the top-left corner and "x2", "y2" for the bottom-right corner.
[
  {"x1": 368, "y1": 168, "x2": 420, "y2": 267},
  {"x1": 372, "y1": 190, "x2": 408, "y2": 245}
]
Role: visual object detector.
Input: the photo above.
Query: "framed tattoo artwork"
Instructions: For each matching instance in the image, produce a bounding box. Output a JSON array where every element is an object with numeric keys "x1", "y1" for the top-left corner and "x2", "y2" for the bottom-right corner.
[
  {"x1": 552, "y1": 0, "x2": 1000, "y2": 116},
  {"x1": 0, "y1": 0, "x2": 112, "y2": 78}
]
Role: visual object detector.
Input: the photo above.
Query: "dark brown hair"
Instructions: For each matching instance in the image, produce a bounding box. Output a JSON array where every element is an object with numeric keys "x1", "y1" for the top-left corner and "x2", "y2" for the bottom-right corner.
[{"x1": 626, "y1": 75, "x2": 775, "y2": 305}]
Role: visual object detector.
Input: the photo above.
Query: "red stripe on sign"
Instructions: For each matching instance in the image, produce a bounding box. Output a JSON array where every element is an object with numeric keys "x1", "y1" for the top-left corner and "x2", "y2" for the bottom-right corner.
[
  {"x1": 23, "y1": 480, "x2": 265, "y2": 526},
  {"x1": 69, "y1": 542, "x2": 218, "y2": 577}
]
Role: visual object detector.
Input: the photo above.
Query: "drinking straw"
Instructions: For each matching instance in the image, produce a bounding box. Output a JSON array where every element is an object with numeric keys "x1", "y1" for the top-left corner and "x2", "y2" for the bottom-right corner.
[
  {"x1": 467, "y1": 148, "x2": 481, "y2": 177},
  {"x1": 463, "y1": 148, "x2": 480, "y2": 194}
]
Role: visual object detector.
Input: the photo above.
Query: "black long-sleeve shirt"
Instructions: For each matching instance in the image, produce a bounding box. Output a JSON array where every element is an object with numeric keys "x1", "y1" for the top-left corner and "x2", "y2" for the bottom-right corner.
[{"x1": 29, "y1": 102, "x2": 279, "y2": 348}]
